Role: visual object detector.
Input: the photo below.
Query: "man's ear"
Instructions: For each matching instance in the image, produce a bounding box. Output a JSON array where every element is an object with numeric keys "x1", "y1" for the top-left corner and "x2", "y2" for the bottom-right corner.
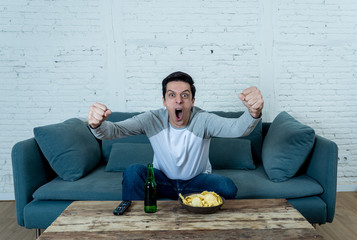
[
  {"x1": 162, "y1": 97, "x2": 167, "y2": 107},
  {"x1": 192, "y1": 97, "x2": 195, "y2": 106}
]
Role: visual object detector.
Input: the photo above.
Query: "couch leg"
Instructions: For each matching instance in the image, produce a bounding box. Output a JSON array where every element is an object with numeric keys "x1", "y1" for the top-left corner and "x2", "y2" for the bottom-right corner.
[{"x1": 35, "y1": 229, "x2": 41, "y2": 238}]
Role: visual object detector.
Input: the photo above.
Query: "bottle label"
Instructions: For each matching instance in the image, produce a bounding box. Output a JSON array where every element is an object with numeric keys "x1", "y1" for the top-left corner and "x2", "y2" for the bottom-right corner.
[{"x1": 145, "y1": 188, "x2": 157, "y2": 206}]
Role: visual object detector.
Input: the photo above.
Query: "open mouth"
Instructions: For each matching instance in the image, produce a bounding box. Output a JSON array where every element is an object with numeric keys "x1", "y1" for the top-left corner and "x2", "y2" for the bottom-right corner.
[{"x1": 175, "y1": 108, "x2": 183, "y2": 121}]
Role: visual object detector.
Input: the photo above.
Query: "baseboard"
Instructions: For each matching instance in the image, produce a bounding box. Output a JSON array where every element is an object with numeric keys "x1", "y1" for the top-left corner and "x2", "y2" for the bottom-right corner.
[
  {"x1": 337, "y1": 184, "x2": 357, "y2": 192},
  {"x1": 0, "y1": 193, "x2": 15, "y2": 200}
]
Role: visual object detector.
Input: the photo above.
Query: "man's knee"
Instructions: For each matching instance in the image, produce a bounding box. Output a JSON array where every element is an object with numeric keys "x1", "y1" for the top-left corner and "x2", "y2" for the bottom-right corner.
[
  {"x1": 122, "y1": 164, "x2": 147, "y2": 200},
  {"x1": 123, "y1": 164, "x2": 146, "y2": 185},
  {"x1": 206, "y1": 174, "x2": 237, "y2": 199},
  {"x1": 187, "y1": 173, "x2": 237, "y2": 199},
  {"x1": 219, "y1": 177, "x2": 237, "y2": 199}
]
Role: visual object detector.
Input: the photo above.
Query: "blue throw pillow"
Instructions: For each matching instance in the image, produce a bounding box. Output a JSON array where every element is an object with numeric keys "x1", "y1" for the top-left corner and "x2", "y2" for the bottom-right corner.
[
  {"x1": 209, "y1": 138, "x2": 255, "y2": 169},
  {"x1": 210, "y1": 111, "x2": 263, "y2": 164},
  {"x1": 262, "y1": 111, "x2": 315, "y2": 182},
  {"x1": 105, "y1": 143, "x2": 154, "y2": 172},
  {"x1": 101, "y1": 112, "x2": 150, "y2": 162},
  {"x1": 34, "y1": 118, "x2": 101, "y2": 181}
]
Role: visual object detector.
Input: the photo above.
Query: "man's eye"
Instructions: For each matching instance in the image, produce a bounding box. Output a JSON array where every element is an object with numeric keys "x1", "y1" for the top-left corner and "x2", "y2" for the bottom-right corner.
[
  {"x1": 182, "y1": 94, "x2": 188, "y2": 98},
  {"x1": 169, "y1": 93, "x2": 175, "y2": 97}
]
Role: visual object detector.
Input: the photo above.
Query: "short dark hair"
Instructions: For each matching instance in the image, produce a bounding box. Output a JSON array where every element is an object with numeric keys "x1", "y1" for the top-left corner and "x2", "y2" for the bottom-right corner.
[{"x1": 162, "y1": 71, "x2": 196, "y2": 99}]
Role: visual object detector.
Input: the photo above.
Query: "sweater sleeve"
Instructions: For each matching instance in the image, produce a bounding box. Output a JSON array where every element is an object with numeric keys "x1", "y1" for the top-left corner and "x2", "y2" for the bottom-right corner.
[
  {"x1": 203, "y1": 110, "x2": 261, "y2": 138},
  {"x1": 89, "y1": 112, "x2": 149, "y2": 140}
]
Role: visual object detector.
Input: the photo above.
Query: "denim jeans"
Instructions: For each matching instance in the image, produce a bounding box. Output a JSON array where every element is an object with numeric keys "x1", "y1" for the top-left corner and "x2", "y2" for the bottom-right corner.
[{"x1": 122, "y1": 164, "x2": 238, "y2": 201}]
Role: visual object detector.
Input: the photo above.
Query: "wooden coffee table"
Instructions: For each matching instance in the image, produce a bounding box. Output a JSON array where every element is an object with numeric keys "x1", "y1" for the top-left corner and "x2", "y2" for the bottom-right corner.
[{"x1": 39, "y1": 199, "x2": 322, "y2": 239}]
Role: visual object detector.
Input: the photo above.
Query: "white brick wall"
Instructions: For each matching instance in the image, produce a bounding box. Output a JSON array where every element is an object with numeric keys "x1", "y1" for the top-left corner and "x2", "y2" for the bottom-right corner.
[
  {"x1": 1, "y1": 0, "x2": 356, "y2": 199},
  {"x1": 271, "y1": 0, "x2": 357, "y2": 189}
]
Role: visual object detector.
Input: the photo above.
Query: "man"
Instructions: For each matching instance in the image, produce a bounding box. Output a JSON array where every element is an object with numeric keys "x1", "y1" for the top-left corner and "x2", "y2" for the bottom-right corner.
[{"x1": 88, "y1": 71, "x2": 264, "y2": 200}]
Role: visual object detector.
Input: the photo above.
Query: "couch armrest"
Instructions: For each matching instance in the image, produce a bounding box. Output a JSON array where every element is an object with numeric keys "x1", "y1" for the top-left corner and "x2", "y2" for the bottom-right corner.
[
  {"x1": 306, "y1": 135, "x2": 338, "y2": 223},
  {"x1": 11, "y1": 138, "x2": 55, "y2": 227}
]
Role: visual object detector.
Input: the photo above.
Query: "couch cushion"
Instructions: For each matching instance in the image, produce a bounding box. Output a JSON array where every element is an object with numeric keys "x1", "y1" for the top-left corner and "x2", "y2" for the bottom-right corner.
[
  {"x1": 105, "y1": 143, "x2": 154, "y2": 172},
  {"x1": 209, "y1": 138, "x2": 255, "y2": 169},
  {"x1": 106, "y1": 139, "x2": 255, "y2": 171},
  {"x1": 33, "y1": 118, "x2": 101, "y2": 181},
  {"x1": 214, "y1": 165, "x2": 323, "y2": 199},
  {"x1": 262, "y1": 111, "x2": 315, "y2": 182},
  {"x1": 33, "y1": 164, "x2": 323, "y2": 201},
  {"x1": 33, "y1": 165, "x2": 122, "y2": 200}
]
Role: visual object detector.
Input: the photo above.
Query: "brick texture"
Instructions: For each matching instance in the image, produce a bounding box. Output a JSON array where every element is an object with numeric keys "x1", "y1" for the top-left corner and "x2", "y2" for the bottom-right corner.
[{"x1": 0, "y1": 0, "x2": 356, "y2": 198}]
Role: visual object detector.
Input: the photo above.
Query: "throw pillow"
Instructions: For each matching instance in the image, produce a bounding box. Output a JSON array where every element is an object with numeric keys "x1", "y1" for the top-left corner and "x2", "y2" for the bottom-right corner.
[
  {"x1": 262, "y1": 111, "x2": 315, "y2": 182},
  {"x1": 209, "y1": 138, "x2": 255, "y2": 169},
  {"x1": 105, "y1": 143, "x2": 154, "y2": 172},
  {"x1": 211, "y1": 111, "x2": 263, "y2": 164},
  {"x1": 34, "y1": 118, "x2": 101, "y2": 181},
  {"x1": 101, "y1": 112, "x2": 150, "y2": 162}
]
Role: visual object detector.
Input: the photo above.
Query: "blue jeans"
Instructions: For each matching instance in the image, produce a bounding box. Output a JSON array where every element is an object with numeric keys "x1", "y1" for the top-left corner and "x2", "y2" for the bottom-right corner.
[{"x1": 122, "y1": 164, "x2": 238, "y2": 201}]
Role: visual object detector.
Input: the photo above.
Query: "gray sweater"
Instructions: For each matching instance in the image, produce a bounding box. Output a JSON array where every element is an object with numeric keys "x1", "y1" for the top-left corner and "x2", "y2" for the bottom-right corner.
[{"x1": 91, "y1": 107, "x2": 260, "y2": 180}]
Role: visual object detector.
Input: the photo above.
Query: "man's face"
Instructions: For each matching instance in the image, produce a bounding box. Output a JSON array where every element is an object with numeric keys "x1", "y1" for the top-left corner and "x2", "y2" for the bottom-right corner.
[{"x1": 163, "y1": 81, "x2": 195, "y2": 128}]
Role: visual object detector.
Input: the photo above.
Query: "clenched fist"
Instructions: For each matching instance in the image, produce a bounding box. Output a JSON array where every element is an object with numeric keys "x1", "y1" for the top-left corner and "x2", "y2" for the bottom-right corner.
[
  {"x1": 238, "y1": 87, "x2": 264, "y2": 119},
  {"x1": 88, "y1": 102, "x2": 112, "y2": 129}
]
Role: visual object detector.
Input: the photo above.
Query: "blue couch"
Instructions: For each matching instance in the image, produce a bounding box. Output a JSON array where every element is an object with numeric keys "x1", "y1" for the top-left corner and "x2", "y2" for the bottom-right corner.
[{"x1": 11, "y1": 111, "x2": 338, "y2": 230}]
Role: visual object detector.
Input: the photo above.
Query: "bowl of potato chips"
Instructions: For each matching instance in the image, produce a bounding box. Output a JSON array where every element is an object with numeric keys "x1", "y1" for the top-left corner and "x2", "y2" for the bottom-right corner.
[{"x1": 178, "y1": 191, "x2": 225, "y2": 214}]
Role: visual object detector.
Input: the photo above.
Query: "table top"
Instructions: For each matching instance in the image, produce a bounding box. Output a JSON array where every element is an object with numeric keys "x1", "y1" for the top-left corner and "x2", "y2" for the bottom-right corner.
[{"x1": 39, "y1": 199, "x2": 323, "y2": 239}]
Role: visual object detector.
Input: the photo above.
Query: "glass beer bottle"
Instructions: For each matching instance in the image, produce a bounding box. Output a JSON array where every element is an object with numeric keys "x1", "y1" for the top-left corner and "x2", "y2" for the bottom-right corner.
[{"x1": 144, "y1": 163, "x2": 157, "y2": 213}]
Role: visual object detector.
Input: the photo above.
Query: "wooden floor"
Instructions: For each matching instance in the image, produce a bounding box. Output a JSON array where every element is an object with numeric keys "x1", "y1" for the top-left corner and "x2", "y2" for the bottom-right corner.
[
  {"x1": 1, "y1": 192, "x2": 356, "y2": 240},
  {"x1": 0, "y1": 201, "x2": 34, "y2": 240}
]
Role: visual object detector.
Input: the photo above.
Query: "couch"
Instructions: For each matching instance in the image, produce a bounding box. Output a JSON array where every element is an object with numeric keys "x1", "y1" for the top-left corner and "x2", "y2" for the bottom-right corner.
[{"x1": 11, "y1": 110, "x2": 338, "y2": 230}]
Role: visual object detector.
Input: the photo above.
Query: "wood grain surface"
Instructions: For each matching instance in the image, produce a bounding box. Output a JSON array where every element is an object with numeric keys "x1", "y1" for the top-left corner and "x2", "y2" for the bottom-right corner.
[{"x1": 39, "y1": 199, "x2": 322, "y2": 239}]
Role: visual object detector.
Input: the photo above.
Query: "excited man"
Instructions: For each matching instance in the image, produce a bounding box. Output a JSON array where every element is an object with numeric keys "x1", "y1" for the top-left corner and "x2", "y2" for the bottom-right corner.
[{"x1": 88, "y1": 71, "x2": 264, "y2": 200}]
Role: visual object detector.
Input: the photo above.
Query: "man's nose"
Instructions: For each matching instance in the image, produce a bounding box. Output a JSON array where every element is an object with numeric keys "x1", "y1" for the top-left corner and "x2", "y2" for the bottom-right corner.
[{"x1": 175, "y1": 95, "x2": 183, "y2": 103}]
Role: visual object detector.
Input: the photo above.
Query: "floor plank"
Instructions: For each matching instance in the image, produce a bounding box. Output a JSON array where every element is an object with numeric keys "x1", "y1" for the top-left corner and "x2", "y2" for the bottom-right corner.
[
  {"x1": 0, "y1": 201, "x2": 35, "y2": 240},
  {"x1": 1, "y1": 192, "x2": 356, "y2": 240}
]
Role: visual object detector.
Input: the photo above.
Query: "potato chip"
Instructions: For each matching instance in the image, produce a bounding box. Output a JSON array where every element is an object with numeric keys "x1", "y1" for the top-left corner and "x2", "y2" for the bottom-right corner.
[
  {"x1": 203, "y1": 193, "x2": 218, "y2": 207},
  {"x1": 191, "y1": 197, "x2": 203, "y2": 207},
  {"x1": 179, "y1": 193, "x2": 188, "y2": 205}
]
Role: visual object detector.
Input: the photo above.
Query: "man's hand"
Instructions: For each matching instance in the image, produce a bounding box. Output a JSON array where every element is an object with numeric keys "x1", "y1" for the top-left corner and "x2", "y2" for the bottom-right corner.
[
  {"x1": 238, "y1": 87, "x2": 264, "y2": 119},
  {"x1": 88, "y1": 102, "x2": 112, "y2": 129}
]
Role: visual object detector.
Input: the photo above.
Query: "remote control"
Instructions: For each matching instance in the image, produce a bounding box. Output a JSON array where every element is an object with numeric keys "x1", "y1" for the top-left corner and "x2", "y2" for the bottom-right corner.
[{"x1": 113, "y1": 200, "x2": 132, "y2": 215}]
